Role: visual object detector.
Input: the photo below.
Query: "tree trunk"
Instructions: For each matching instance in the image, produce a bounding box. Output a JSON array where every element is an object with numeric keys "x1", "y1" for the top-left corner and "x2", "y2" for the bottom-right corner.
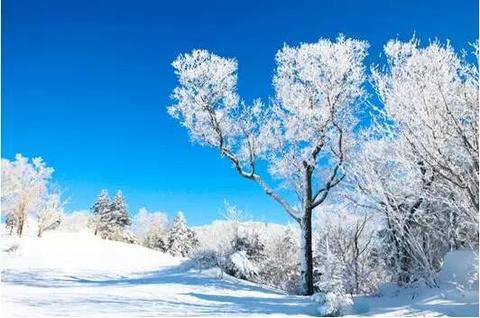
[
  {"x1": 299, "y1": 166, "x2": 314, "y2": 296},
  {"x1": 299, "y1": 210, "x2": 314, "y2": 295},
  {"x1": 16, "y1": 207, "x2": 25, "y2": 237},
  {"x1": 17, "y1": 217, "x2": 24, "y2": 237}
]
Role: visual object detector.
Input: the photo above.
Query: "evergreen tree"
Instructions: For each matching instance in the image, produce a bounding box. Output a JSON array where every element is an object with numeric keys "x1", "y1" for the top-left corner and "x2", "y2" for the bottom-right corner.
[
  {"x1": 314, "y1": 237, "x2": 345, "y2": 294},
  {"x1": 91, "y1": 190, "x2": 132, "y2": 239},
  {"x1": 147, "y1": 234, "x2": 168, "y2": 252},
  {"x1": 110, "y1": 191, "x2": 132, "y2": 228},
  {"x1": 231, "y1": 229, "x2": 266, "y2": 263},
  {"x1": 167, "y1": 212, "x2": 199, "y2": 257},
  {"x1": 91, "y1": 190, "x2": 111, "y2": 236}
]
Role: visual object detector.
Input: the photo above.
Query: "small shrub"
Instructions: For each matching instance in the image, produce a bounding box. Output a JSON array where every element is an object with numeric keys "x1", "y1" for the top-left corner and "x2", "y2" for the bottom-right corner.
[
  {"x1": 312, "y1": 291, "x2": 353, "y2": 317},
  {"x1": 224, "y1": 251, "x2": 258, "y2": 280}
]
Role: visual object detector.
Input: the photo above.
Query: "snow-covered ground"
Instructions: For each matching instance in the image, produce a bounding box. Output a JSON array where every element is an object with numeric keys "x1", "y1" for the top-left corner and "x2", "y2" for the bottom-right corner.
[
  {"x1": 350, "y1": 251, "x2": 479, "y2": 317},
  {"x1": 1, "y1": 230, "x2": 478, "y2": 317}
]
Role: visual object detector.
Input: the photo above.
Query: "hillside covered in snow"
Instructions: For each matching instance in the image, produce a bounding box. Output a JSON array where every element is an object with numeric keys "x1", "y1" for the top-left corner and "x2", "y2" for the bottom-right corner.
[{"x1": 1, "y1": 229, "x2": 478, "y2": 317}]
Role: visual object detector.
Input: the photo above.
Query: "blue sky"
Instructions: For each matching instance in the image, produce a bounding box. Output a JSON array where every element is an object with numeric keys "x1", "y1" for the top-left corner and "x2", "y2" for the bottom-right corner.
[{"x1": 2, "y1": 0, "x2": 478, "y2": 225}]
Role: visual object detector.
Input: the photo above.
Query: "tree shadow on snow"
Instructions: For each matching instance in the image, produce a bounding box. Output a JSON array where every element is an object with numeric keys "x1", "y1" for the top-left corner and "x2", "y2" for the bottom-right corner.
[
  {"x1": 183, "y1": 292, "x2": 316, "y2": 316},
  {"x1": 2, "y1": 267, "x2": 317, "y2": 316}
]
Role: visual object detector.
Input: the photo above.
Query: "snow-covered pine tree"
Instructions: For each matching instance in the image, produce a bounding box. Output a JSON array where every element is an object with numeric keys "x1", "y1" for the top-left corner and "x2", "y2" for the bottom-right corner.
[
  {"x1": 313, "y1": 237, "x2": 352, "y2": 316},
  {"x1": 91, "y1": 189, "x2": 111, "y2": 236},
  {"x1": 231, "y1": 228, "x2": 266, "y2": 263},
  {"x1": 110, "y1": 191, "x2": 132, "y2": 228},
  {"x1": 314, "y1": 236, "x2": 345, "y2": 294},
  {"x1": 93, "y1": 190, "x2": 134, "y2": 241},
  {"x1": 167, "y1": 212, "x2": 199, "y2": 257}
]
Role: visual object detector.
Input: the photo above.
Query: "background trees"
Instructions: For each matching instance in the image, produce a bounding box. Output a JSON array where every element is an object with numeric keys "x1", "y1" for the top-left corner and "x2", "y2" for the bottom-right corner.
[
  {"x1": 132, "y1": 208, "x2": 169, "y2": 251},
  {"x1": 350, "y1": 38, "x2": 479, "y2": 285},
  {"x1": 169, "y1": 36, "x2": 368, "y2": 295},
  {"x1": 91, "y1": 190, "x2": 133, "y2": 242}
]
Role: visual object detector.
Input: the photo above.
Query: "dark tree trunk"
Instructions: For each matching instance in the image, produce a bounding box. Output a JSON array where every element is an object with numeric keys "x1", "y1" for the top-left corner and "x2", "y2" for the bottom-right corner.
[
  {"x1": 16, "y1": 206, "x2": 25, "y2": 237},
  {"x1": 299, "y1": 166, "x2": 314, "y2": 296},
  {"x1": 299, "y1": 210, "x2": 314, "y2": 295}
]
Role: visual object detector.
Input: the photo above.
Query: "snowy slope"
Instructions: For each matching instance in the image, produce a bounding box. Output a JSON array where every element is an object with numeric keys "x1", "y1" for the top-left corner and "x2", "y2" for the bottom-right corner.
[
  {"x1": 1, "y1": 230, "x2": 315, "y2": 318},
  {"x1": 1, "y1": 230, "x2": 478, "y2": 317}
]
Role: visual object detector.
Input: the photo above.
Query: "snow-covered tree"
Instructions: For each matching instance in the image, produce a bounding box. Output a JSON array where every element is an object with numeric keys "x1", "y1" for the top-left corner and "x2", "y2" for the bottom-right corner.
[
  {"x1": 169, "y1": 36, "x2": 368, "y2": 295},
  {"x1": 109, "y1": 191, "x2": 132, "y2": 228},
  {"x1": 313, "y1": 225, "x2": 353, "y2": 316},
  {"x1": 91, "y1": 190, "x2": 133, "y2": 241},
  {"x1": 260, "y1": 227, "x2": 299, "y2": 293},
  {"x1": 5, "y1": 211, "x2": 17, "y2": 235},
  {"x1": 167, "y1": 212, "x2": 199, "y2": 257},
  {"x1": 371, "y1": 38, "x2": 478, "y2": 234},
  {"x1": 230, "y1": 227, "x2": 266, "y2": 263},
  {"x1": 350, "y1": 39, "x2": 479, "y2": 285},
  {"x1": 313, "y1": 206, "x2": 384, "y2": 294},
  {"x1": 37, "y1": 192, "x2": 64, "y2": 237},
  {"x1": 132, "y1": 208, "x2": 169, "y2": 251},
  {"x1": 1, "y1": 154, "x2": 54, "y2": 237},
  {"x1": 91, "y1": 189, "x2": 111, "y2": 236}
]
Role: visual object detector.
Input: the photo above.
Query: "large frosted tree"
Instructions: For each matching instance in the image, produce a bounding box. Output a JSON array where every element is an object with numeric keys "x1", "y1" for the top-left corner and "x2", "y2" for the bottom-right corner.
[
  {"x1": 168, "y1": 36, "x2": 368, "y2": 295},
  {"x1": 1, "y1": 154, "x2": 54, "y2": 237}
]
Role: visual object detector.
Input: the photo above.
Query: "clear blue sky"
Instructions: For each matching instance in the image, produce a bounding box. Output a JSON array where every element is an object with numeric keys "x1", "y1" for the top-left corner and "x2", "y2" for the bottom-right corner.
[{"x1": 2, "y1": 0, "x2": 478, "y2": 225}]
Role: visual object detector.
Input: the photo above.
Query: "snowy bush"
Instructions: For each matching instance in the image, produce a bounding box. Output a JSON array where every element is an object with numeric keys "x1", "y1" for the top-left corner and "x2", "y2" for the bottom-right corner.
[
  {"x1": 224, "y1": 251, "x2": 258, "y2": 280},
  {"x1": 313, "y1": 265, "x2": 353, "y2": 317},
  {"x1": 104, "y1": 228, "x2": 138, "y2": 244},
  {"x1": 3, "y1": 243, "x2": 21, "y2": 255},
  {"x1": 231, "y1": 227, "x2": 266, "y2": 263},
  {"x1": 312, "y1": 291, "x2": 353, "y2": 317},
  {"x1": 192, "y1": 211, "x2": 300, "y2": 290},
  {"x1": 185, "y1": 249, "x2": 223, "y2": 270}
]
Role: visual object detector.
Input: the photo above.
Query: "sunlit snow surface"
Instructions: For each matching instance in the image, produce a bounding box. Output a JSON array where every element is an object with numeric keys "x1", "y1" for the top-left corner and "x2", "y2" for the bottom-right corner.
[
  {"x1": 1, "y1": 230, "x2": 314, "y2": 317},
  {"x1": 1, "y1": 229, "x2": 478, "y2": 317}
]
